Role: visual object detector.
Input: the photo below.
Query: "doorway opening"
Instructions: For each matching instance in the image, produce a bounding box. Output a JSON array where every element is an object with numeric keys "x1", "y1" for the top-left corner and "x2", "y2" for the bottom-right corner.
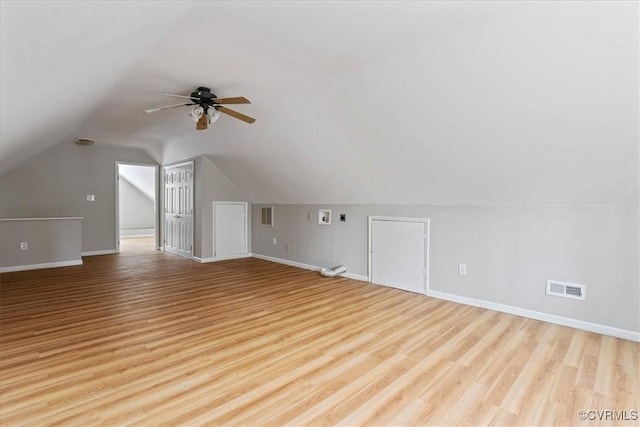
[{"x1": 116, "y1": 162, "x2": 159, "y2": 253}]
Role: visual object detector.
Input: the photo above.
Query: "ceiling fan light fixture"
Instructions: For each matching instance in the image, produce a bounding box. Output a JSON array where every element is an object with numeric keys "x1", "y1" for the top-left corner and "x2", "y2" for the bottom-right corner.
[
  {"x1": 207, "y1": 107, "x2": 220, "y2": 124},
  {"x1": 146, "y1": 87, "x2": 255, "y2": 126},
  {"x1": 188, "y1": 106, "x2": 204, "y2": 122}
]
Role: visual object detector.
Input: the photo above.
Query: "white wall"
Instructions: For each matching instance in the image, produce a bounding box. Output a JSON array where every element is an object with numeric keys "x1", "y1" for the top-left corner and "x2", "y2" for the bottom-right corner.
[
  {"x1": 118, "y1": 176, "x2": 154, "y2": 236},
  {"x1": 252, "y1": 203, "x2": 639, "y2": 335},
  {"x1": 119, "y1": 164, "x2": 155, "y2": 199},
  {"x1": 118, "y1": 163, "x2": 156, "y2": 237}
]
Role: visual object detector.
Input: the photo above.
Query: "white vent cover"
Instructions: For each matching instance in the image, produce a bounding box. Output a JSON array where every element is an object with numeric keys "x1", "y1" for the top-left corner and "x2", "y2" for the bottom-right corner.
[
  {"x1": 546, "y1": 280, "x2": 585, "y2": 300},
  {"x1": 260, "y1": 206, "x2": 274, "y2": 227}
]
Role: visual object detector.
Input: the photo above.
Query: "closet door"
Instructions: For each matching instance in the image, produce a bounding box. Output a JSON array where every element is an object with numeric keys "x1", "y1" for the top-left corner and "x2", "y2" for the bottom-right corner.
[{"x1": 164, "y1": 162, "x2": 194, "y2": 259}]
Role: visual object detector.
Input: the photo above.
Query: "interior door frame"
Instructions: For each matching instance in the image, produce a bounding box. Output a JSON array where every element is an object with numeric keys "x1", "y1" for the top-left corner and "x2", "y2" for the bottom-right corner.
[
  {"x1": 114, "y1": 161, "x2": 160, "y2": 253},
  {"x1": 367, "y1": 216, "x2": 430, "y2": 295},
  {"x1": 162, "y1": 160, "x2": 195, "y2": 259},
  {"x1": 212, "y1": 201, "x2": 249, "y2": 259}
]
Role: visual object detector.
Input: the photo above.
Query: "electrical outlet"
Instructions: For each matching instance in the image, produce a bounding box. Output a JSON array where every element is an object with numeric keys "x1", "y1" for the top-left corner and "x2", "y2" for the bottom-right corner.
[
  {"x1": 458, "y1": 264, "x2": 467, "y2": 276},
  {"x1": 86, "y1": 194, "x2": 95, "y2": 201},
  {"x1": 272, "y1": 237, "x2": 277, "y2": 245},
  {"x1": 20, "y1": 242, "x2": 28, "y2": 250}
]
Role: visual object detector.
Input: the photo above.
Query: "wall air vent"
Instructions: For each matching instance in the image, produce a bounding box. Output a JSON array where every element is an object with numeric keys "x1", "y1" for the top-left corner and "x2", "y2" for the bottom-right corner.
[
  {"x1": 546, "y1": 280, "x2": 585, "y2": 301},
  {"x1": 260, "y1": 206, "x2": 274, "y2": 227}
]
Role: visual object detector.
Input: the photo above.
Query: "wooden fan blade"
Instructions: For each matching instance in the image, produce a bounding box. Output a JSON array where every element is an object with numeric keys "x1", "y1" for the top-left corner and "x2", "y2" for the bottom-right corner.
[
  {"x1": 162, "y1": 93, "x2": 198, "y2": 100},
  {"x1": 217, "y1": 106, "x2": 256, "y2": 124},
  {"x1": 145, "y1": 102, "x2": 194, "y2": 113},
  {"x1": 196, "y1": 114, "x2": 208, "y2": 130},
  {"x1": 212, "y1": 97, "x2": 251, "y2": 105}
]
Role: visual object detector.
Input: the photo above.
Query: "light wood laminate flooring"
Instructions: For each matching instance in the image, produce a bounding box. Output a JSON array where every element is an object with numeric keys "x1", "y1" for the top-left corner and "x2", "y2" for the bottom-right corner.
[{"x1": 1, "y1": 246, "x2": 638, "y2": 425}]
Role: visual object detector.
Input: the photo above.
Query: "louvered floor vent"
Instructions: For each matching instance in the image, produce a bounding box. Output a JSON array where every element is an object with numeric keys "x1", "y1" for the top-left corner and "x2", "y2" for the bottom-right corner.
[{"x1": 546, "y1": 280, "x2": 585, "y2": 300}]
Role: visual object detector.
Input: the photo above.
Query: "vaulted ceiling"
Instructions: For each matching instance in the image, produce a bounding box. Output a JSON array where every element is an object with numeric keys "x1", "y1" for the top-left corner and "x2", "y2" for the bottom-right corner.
[{"x1": 1, "y1": 1, "x2": 638, "y2": 204}]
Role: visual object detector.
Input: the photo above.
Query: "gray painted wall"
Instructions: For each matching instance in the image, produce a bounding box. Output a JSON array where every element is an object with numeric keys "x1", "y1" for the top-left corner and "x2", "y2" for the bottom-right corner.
[
  {"x1": 164, "y1": 155, "x2": 249, "y2": 259},
  {"x1": 118, "y1": 176, "x2": 154, "y2": 233},
  {"x1": 0, "y1": 141, "x2": 156, "y2": 252},
  {"x1": 252, "y1": 203, "x2": 639, "y2": 333},
  {"x1": 0, "y1": 218, "x2": 82, "y2": 268}
]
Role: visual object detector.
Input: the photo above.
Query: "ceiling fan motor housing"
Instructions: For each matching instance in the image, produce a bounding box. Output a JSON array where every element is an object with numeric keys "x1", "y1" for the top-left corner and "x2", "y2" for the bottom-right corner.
[{"x1": 191, "y1": 87, "x2": 217, "y2": 109}]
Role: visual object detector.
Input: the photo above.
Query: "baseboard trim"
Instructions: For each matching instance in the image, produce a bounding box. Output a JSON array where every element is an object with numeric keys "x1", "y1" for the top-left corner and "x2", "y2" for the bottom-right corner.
[
  {"x1": 253, "y1": 254, "x2": 319, "y2": 272},
  {"x1": 0, "y1": 259, "x2": 83, "y2": 273},
  {"x1": 341, "y1": 272, "x2": 369, "y2": 281},
  {"x1": 252, "y1": 253, "x2": 368, "y2": 281},
  {"x1": 195, "y1": 253, "x2": 252, "y2": 263},
  {"x1": 427, "y1": 289, "x2": 640, "y2": 342},
  {"x1": 82, "y1": 250, "x2": 117, "y2": 256}
]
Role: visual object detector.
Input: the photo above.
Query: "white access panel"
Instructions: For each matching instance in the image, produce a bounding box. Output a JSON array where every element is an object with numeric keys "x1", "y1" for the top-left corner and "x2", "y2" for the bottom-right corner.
[
  {"x1": 214, "y1": 202, "x2": 248, "y2": 257},
  {"x1": 369, "y1": 218, "x2": 427, "y2": 294}
]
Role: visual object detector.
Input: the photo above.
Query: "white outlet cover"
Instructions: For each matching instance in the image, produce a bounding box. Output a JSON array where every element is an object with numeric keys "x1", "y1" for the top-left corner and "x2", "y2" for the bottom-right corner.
[
  {"x1": 86, "y1": 194, "x2": 95, "y2": 201},
  {"x1": 458, "y1": 264, "x2": 467, "y2": 275}
]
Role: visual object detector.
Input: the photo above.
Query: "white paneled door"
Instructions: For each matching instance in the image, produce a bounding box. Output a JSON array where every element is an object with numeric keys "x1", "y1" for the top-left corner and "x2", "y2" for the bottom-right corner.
[
  {"x1": 369, "y1": 217, "x2": 429, "y2": 294},
  {"x1": 213, "y1": 202, "x2": 248, "y2": 258},
  {"x1": 163, "y1": 162, "x2": 194, "y2": 259}
]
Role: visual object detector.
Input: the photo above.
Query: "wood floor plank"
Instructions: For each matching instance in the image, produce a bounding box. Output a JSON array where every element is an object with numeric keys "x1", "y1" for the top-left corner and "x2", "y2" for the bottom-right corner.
[{"x1": 1, "y1": 239, "x2": 638, "y2": 426}]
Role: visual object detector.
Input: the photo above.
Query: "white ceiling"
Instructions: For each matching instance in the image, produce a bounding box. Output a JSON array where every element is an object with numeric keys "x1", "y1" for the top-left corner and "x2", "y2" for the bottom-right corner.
[{"x1": 1, "y1": 1, "x2": 638, "y2": 205}]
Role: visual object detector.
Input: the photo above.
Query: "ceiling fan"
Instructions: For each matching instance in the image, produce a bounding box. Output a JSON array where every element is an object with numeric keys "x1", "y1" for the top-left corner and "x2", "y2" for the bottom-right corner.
[{"x1": 145, "y1": 86, "x2": 256, "y2": 130}]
